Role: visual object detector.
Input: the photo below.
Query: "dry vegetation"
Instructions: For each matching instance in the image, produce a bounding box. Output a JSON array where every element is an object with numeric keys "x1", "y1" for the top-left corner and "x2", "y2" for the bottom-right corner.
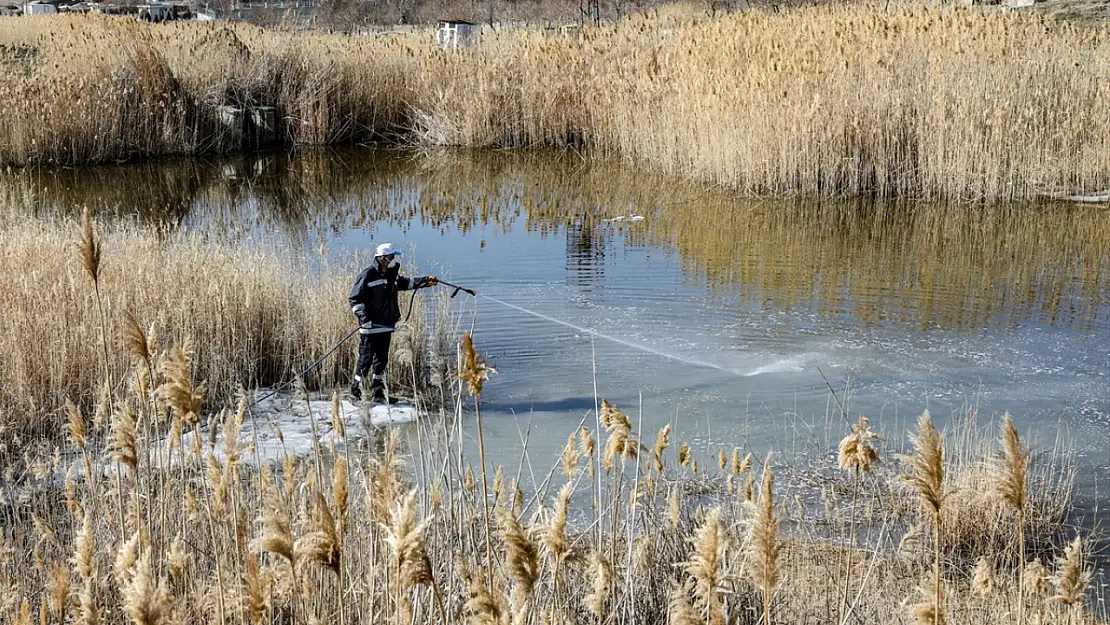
[
  {"x1": 0, "y1": 301, "x2": 1103, "y2": 624},
  {"x1": 2, "y1": 3, "x2": 1110, "y2": 199},
  {"x1": 0, "y1": 210, "x2": 453, "y2": 458},
  {"x1": 0, "y1": 207, "x2": 1102, "y2": 625}
]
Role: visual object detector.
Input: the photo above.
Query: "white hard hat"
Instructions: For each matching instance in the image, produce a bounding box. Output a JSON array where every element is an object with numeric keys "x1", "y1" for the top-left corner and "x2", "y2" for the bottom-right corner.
[{"x1": 374, "y1": 243, "x2": 401, "y2": 258}]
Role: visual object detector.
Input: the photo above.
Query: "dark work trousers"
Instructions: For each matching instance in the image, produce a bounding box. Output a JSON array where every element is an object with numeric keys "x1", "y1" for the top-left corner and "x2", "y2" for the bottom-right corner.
[{"x1": 356, "y1": 332, "x2": 392, "y2": 400}]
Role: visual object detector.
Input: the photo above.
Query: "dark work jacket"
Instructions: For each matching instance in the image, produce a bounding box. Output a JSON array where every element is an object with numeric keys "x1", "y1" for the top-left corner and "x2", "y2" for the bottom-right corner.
[{"x1": 348, "y1": 264, "x2": 417, "y2": 330}]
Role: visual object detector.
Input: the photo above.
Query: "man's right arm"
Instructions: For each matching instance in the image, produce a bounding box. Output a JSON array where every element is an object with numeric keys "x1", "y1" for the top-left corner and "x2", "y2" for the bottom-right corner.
[{"x1": 349, "y1": 268, "x2": 370, "y2": 323}]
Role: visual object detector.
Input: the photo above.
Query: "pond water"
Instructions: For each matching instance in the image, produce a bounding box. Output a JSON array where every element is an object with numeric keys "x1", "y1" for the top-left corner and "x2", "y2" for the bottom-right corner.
[{"x1": 7, "y1": 148, "x2": 1109, "y2": 555}]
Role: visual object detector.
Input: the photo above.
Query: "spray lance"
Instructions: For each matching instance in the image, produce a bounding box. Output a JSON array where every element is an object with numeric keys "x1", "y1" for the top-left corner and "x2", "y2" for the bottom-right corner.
[{"x1": 247, "y1": 277, "x2": 478, "y2": 409}]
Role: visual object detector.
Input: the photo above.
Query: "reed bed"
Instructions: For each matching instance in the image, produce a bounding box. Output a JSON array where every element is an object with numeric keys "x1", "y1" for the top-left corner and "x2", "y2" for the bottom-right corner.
[
  {"x1": 2, "y1": 4, "x2": 1110, "y2": 199},
  {"x1": 0, "y1": 313, "x2": 1104, "y2": 625},
  {"x1": 0, "y1": 210, "x2": 452, "y2": 457}
]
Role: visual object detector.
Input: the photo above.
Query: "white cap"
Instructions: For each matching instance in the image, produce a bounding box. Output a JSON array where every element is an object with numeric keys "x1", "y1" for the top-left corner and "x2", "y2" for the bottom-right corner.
[{"x1": 373, "y1": 243, "x2": 401, "y2": 258}]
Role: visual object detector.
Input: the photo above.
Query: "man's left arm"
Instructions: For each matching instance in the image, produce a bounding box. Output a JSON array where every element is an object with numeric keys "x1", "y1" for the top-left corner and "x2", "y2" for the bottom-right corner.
[{"x1": 398, "y1": 275, "x2": 437, "y2": 290}]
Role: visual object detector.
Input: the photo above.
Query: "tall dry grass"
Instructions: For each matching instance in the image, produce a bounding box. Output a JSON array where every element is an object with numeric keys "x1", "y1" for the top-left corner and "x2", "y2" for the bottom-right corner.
[
  {"x1": 0, "y1": 211, "x2": 451, "y2": 455},
  {"x1": 2, "y1": 4, "x2": 1110, "y2": 199},
  {"x1": 0, "y1": 314, "x2": 1103, "y2": 625}
]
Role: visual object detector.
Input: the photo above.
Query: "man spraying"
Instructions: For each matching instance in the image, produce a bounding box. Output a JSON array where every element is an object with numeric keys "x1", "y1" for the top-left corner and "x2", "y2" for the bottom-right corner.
[{"x1": 348, "y1": 243, "x2": 437, "y2": 403}]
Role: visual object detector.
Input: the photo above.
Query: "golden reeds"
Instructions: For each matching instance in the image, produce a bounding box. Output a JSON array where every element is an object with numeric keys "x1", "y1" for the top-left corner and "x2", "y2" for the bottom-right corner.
[
  {"x1": 749, "y1": 456, "x2": 781, "y2": 625},
  {"x1": 1051, "y1": 537, "x2": 1092, "y2": 611},
  {"x1": 837, "y1": 415, "x2": 880, "y2": 623},
  {"x1": 4, "y1": 8, "x2": 1110, "y2": 202},
  {"x1": 901, "y1": 411, "x2": 945, "y2": 625},
  {"x1": 991, "y1": 412, "x2": 1030, "y2": 624},
  {"x1": 684, "y1": 507, "x2": 728, "y2": 625}
]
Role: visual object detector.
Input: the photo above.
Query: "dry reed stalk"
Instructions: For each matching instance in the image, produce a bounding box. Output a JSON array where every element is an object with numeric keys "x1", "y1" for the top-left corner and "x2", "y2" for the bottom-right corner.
[
  {"x1": 461, "y1": 333, "x2": 495, "y2": 584},
  {"x1": 901, "y1": 411, "x2": 945, "y2": 625},
  {"x1": 497, "y1": 507, "x2": 539, "y2": 625},
  {"x1": 684, "y1": 507, "x2": 728, "y2": 625},
  {"x1": 749, "y1": 455, "x2": 781, "y2": 625},
  {"x1": 836, "y1": 415, "x2": 880, "y2": 624},
  {"x1": 1050, "y1": 536, "x2": 1092, "y2": 621},
  {"x1": 991, "y1": 412, "x2": 1029, "y2": 624}
]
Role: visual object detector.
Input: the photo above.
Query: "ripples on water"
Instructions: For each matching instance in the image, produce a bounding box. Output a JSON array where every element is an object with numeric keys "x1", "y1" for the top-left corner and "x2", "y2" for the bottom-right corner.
[{"x1": 4, "y1": 148, "x2": 1108, "y2": 539}]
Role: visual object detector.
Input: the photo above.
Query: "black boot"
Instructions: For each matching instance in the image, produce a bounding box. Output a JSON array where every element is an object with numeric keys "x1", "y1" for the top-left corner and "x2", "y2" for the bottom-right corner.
[
  {"x1": 370, "y1": 380, "x2": 386, "y2": 404},
  {"x1": 349, "y1": 378, "x2": 362, "y2": 401}
]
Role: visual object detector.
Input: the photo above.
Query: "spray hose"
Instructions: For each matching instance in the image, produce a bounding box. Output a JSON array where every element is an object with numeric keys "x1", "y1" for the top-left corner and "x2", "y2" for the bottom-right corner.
[{"x1": 247, "y1": 279, "x2": 478, "y2": 409}]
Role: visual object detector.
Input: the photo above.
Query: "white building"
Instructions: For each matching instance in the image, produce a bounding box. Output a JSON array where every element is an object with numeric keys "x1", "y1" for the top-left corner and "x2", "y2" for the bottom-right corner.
[
  {"x1": 435, "y1": 20, "x2": 478, "y2": 50},
  {"x1": 23, "y1": 1, "x2": 58, "y2": 15},
  {"x1": 137, "y1": 2, "x2": 173, "y2": 21}
]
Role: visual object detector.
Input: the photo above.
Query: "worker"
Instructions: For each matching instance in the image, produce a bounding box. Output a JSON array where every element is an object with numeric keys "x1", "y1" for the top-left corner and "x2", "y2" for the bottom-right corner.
[{"x1": 348, "y1": 243, "x2": 437, "y2": 403}]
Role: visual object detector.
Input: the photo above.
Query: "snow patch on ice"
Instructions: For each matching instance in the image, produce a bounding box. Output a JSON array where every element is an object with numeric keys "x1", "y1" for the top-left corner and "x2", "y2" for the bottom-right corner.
[{"x1": 167, "y1": 390, "x2": 422, "y2": 465}]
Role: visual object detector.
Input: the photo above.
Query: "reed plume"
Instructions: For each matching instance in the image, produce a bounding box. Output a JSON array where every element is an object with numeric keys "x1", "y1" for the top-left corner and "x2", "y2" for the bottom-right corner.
[
  {"x1": 584, "y1": 551, "x2": 613, "y2": 617},
  {"x1": 114, "y1": 531, "x2": 141, "y2": 588},
  {"x1": 333, "y1": 456, "x2": 349, "y2": 536},
  {"x1": 561, "y1": 432, "x2": 580, "y2": 477},
  {"x1": 1024, "y1": 557, "x2": 1049, "y2": 599},
  {"x1": 971, "y1": 557, "x2": 995, "y2": 597},
  {"x1": 653, "y1": 424, "x2": 672, "y2": 473},
  {"x1": 668, "y1": 485, "x2": 681, "y2": 529},
  {"x1": 294, "y1": 490, "x2": 341, "y2": 575},
  {"x1": 543, "y1": 482, "x2": 573, "y2": 565},
  {"x1": 900, "y1": 411, "x2": 945, "y2": 625},
  {"x1": 1050, "y1": 537, "x2": 1092, "y2": 608},
  {"x1": 684, "y1": 507, "x2": 728, "y2": 625},
  {"x1": 158, "y1": 342, "x2": 206, "y2": 426},
  {"x1": 749, "y1": 455, "x2": 781, "y2": 625},
  {"x1": 66, "y1": 399, "x2": 87, "y2": 450},
  {"x1": 600, "y1": 399, "x2": 637, "y2": 470},
  {"x1": 122, "y1": 310, "x2": 152, "y2": 362},
  {"x1": 461, "y1": 333, "x2": 495, "y2": 582},
  {"x1": 330, "y1": 391, "x2": 345, "y2": 438},
  {"x1": 463, "y1": 563, "x2": 505, "y2": 625},
  {"x1": 244, "y1": 554, "x2": 266, "y2": 624},
  {"x1": 256, "y1": 486, "x2": 294, "y2": 567},
  {"x1": 73, "y1": 510, "x2": 94, "y2": 580},
  {"x1": 381, "y1": 490, "x2": 432, "y2": 586},
  {"x1": 668, "y1": 583, "x2": 701, "y2": 625},
  {"x1": 47, "y1": 560, "x2": 70, "y2": 623},
  {"x1": 498, "y1": 507, "x2": 540, "y2": 622},
  {"x1": 121, "y1": 553, "x2": 171, "y2": 625},
  {"x1": 77, "y1": 578, "x2": 99, "y2": 625},
  {"x1": 837, "y1": 415, "x2": 880, "y2": 622},
  {"x1": 991, "y1": 412, "x2": 1029, "y2": 623},
  {"x1": 909, "y1": 578, "x2": 947, "y2": 625},
  {"x1": 166, "y1": 535, "x2": 189, "y2": 581},
  {"x1": 678, "y1": 443, "x2": 691, "y2": 468},
  {"x1": 81, "y1": 209, "x2": 101, "y2": 284}
]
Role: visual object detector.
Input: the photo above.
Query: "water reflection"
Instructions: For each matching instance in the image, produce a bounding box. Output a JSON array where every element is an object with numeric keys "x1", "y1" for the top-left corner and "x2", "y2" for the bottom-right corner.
[{"x1": 4, "y1": 148, "x2": 1108, "y2": 334}]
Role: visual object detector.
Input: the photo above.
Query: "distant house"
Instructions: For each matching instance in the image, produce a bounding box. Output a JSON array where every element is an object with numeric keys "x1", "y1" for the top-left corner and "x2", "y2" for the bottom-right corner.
[
  {"x1": 137, "y1": 2, "x2": 172, "y2": 20},
  {"x1": 435, "y1": 20, "x2": 478, "y2": 50},
  {"x1": 23, "y1": 1, "x2": 57, "y2": 14}
]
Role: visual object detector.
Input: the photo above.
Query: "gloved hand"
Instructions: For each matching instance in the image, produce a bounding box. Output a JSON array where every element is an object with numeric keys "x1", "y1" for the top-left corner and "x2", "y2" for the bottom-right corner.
[{"x1": 423, "y1": 276, "x2": 438, "y2": 288}]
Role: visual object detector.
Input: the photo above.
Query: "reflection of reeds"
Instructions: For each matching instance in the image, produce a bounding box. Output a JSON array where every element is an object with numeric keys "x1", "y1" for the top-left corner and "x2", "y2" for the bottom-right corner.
[{"x1": 15, "y1": 146, "x2": 1108, "y2": 335}]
